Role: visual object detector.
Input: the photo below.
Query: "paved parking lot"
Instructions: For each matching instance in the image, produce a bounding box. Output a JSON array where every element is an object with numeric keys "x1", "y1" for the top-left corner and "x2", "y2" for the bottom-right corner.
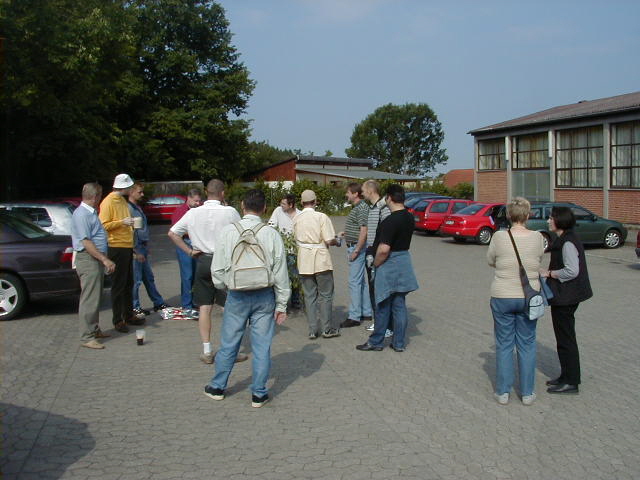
[{"x1": 2, "y1": 218, "x2": 639, "y2": 479}]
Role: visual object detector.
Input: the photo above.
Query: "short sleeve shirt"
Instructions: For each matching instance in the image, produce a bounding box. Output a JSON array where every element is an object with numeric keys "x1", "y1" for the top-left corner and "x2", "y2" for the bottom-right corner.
[
  {"x1": 373, "y1": 209, "x2": 414, "y2": 253},
  {"x1": 344, "y1": 201, "x2": 368, "y2": 243},
  {"x1": 293, "y1": 208, "x2": 336, "y2": 274},
  {"x1": 71, "y1": 203, "x2": 108, "y2": 253},
  {"x1": 366, "y1": 198, "x2": 391, "y2": 246}
]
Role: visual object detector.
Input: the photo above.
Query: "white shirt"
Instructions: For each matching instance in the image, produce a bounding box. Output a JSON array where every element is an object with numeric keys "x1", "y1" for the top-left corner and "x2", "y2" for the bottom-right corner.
[
  {"x1": 212, "y1": 214, "x2": 290, "y2": 312},
  {"x1": 268, "y1": 206, "x2": 300, "y2": 234},
  {"x1": 169, "y1": 200, "x2": 240, "y2": 254}
]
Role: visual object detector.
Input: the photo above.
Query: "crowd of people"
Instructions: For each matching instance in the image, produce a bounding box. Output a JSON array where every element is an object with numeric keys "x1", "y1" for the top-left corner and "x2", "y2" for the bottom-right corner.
[{"x1": 69, "y1": 174, "x2": 592, "y2": 407}]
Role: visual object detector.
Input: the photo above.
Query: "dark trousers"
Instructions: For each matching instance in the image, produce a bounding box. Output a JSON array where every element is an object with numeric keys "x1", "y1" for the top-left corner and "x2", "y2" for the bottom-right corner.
[
  {"x1": 551, "y1": 303, "x2": 581, "y2": 385},
  {"x1": 108, "y1": 247, "x2": 133, "y2": 325}
]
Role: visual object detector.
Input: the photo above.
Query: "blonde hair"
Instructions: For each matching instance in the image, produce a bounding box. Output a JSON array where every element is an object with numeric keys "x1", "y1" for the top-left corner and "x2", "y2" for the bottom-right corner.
[{"x1": 506, "y1": 196, "x2": 531, "y2": 224}]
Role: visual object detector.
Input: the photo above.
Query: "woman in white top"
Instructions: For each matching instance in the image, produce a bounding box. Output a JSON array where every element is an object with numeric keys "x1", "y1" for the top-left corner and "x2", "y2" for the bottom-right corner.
[{"x1": 487, "y1": 197, "x2": 544, "y2": 406}]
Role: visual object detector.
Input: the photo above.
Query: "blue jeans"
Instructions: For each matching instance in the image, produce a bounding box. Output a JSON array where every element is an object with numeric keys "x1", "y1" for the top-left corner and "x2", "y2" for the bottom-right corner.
[
  {"x1": 490, "y1": 297, "x2": 537, "y2": 396},
  {"x1": 347, "y1": 246, "x2": 372, "y2": 320},
  {"x1": 209, "y1": 288, "x2": 276, "y2": 397},
  {"x1": 369, "y1": 292, "x2": 408, "y2": 349},
  {"x1": 132, "y1": 245, "x2": 165, "y2": 309},
  {"x1": 176, "y1": 239, "x2": 197, "y2": 309}
]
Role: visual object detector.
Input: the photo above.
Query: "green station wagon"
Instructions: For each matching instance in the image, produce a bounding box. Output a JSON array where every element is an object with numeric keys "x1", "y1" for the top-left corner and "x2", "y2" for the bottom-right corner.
[{"x1": 495, "y1": 202, "x2": 628, "y2": 249}]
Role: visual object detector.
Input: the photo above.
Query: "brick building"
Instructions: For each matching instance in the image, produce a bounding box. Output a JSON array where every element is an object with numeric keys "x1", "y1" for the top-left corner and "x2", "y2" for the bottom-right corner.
[{"x1": 469, "y1": 91, "x2": 640, "y2": 224}]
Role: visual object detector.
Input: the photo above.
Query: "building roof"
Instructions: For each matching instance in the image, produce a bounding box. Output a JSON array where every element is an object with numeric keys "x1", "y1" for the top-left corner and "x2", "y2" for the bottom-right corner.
[
  {"x1": 296, "y1": 166, "x2": 420, "y2": 181},
  {"x1": 469, "y1": 91, "x2": 640, "y2": 135},
  {"x1": 442, "y1": 169, "x2": 474, "y2": 188},
  {"x1": 296, "y1": 155, "x2": 373, "y2": 166}
]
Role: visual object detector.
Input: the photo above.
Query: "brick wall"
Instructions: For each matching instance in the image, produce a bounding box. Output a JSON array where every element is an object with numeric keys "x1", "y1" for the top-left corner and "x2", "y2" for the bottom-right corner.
[
  {"x1": 609, "y1": 190, "x2": 640, "y2": 224},
  {"x1": 554, "y1": 189, "x2": 604, "y2": 216},
  {"x1": 476, "y1": 171, "x2": 507, "y2": 203}
]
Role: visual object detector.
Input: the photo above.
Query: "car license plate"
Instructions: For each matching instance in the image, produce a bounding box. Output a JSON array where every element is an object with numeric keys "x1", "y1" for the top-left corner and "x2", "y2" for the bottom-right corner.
[{"x1": 445, "y1": 220, "x2": 454, "y2": 225}]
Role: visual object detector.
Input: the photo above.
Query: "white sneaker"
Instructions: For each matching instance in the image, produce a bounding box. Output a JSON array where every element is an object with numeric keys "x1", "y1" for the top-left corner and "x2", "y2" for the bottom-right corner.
[
  {"x1": 494, "y1": 393, "x2": 509, "y2": 405},
  {"x1": 522, "y1": 393, "x2": 536, "y2": 406},
  {"x1": 365, "y1": 323, "x2": 374, "y2": 331},
  {"x1": 384, "y1": 329, "x2": 393, "y2": 338}
]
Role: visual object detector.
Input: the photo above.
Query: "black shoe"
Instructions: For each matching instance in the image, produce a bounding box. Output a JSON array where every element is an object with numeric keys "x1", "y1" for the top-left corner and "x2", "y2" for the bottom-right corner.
[
  {"x1": 133, "y1": 308, "x2": 148, "y2": 318},
  {"x1": 547, "y1": 383, "x2": 579, "y2": 394},
  {"x1": 251, "y1": 393, "x2": 269, "y2": 408},
  {"x1": 153, "y1": 303, "x2": 171, "y2": 312},
  {"x1": 390, "y1": 345, "x2": 405, "y2": 352},
  {"x1": 322, "y1": 328, "x2": 341, "y2": 338},
  {"x1": 127, "y1": 315, "x2": 145, "y2": 326},
  {"x1": 356, "y1": 342, "x2": 383, "y2": 351},
  {"x1": 340, "y1": 319, "x2": 361, "y2": 328},
  {"x1": 114, "y1": 321, "x2": 129, "y2": 333},
  {"x1": 204, "y1": 385, "x2": 224, "y2": 400},
  {"x1": 545, "y1": 377, "x2": 563, "y2": 386}
]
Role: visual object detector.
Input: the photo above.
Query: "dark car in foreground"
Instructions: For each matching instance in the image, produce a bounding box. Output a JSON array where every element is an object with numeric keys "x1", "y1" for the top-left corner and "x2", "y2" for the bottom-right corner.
[
  {"x1": 495, "y1": 202, "x2": 628, "y2": 249},
  {"x1": 0, "y1": 213, "x2": 79, "y2": 320},
  {"x1": 142, "y1": 195, "x2": 187, "y2": 222}
]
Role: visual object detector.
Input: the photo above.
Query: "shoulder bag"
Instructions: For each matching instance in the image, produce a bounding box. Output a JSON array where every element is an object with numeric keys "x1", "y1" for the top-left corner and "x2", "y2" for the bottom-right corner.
[{"x1": 507, "y1": 229, "x2": 545, "y2": 321}]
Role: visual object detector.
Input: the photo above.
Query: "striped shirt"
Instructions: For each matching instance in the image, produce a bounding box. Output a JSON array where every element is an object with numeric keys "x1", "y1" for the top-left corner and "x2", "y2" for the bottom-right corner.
[
  {"x1": 366, "y1": 198, "x2": 390, "y2": 246},
  {"x1": 344, "y1": 200, "x2": 368, "y2": 243}
]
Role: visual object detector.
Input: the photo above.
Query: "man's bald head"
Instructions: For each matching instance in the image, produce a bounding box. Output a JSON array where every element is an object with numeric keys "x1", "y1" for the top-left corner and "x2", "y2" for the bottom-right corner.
[{"x1": 206, "y1": 179, "x2": 225, "y2": 200}]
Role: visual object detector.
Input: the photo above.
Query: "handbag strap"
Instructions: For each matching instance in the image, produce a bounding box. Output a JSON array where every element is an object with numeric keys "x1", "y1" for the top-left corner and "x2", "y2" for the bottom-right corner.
[{"x1": 507, "y1": 229, "x2": 533, "y2": 291}]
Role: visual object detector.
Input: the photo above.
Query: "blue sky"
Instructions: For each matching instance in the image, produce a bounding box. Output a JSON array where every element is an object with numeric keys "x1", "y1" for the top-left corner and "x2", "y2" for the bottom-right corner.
[{"x1": 220, "y1": 0, "x2": 640, "y2": 174}]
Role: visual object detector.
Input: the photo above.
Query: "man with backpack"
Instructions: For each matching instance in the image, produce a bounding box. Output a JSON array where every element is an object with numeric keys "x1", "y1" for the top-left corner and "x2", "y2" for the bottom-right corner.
[{"x1": 204, "y1": 189, "x2": 290, "y2": 408}]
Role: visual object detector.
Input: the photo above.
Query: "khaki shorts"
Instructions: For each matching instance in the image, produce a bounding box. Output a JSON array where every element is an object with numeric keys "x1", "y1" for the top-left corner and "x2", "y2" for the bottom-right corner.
[{"x1": 192, "y1": 254, "x2": 226, "y2": 307}]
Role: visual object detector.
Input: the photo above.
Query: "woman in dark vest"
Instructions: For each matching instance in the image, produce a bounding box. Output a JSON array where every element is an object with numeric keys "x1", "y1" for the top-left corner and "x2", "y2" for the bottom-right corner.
[{"x1": 540, "y1": 206, "x2": 593, "y2": 394}]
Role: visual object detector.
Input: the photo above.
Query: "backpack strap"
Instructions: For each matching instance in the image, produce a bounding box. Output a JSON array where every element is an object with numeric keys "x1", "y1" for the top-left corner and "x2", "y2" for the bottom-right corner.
[
  {"x1": 251, "y1": 222, "x2": 266, "y2": 235},
  {"x1": 233, "y1": 222, "x2": 244, "y2": 234}
]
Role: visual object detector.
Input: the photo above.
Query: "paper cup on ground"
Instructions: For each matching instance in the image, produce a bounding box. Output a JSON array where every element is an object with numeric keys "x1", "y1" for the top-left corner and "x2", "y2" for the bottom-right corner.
[{"x1": 136, "y1": 329, "x2": 145, "y2": 345}]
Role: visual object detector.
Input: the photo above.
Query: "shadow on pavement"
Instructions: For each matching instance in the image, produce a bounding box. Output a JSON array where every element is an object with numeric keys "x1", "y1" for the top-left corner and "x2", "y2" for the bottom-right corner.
[
  {"x1": 270, "y1": 344, "x2": 325, "y2": 398},
  {"x1": 1, "y1": 402, "x2": 95, "y2": 479}
]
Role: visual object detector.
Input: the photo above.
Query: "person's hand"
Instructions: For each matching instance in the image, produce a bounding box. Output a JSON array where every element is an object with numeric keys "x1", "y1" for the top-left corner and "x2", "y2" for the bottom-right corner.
[
  {"x1": 349, "y1": 250, "x2": 359, "y2": 262},
  {"x1": 103, "y1": 259, "x2": 116, "y2": 274},
  {"x1": 190, "y1": 249, "x2": 202, "y2": 258},
  {"x1": 275, "y1": 311, "x2": 287, "y2": 325},
  {"x1": 122, "y1": 217, "x2": 134, "y2": 226},
  {"x1": 539, "y1": 268, "x2": 550, "y2": 278},
  {"x1": 135, "y1": 253, "x2": 146, "y2": 263},
  {"x1": 338, "y1": 231, "x2": 345, "y2": 237}
]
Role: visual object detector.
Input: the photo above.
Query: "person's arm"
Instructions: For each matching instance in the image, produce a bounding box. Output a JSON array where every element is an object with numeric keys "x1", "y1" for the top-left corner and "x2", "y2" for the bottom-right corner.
[
  {"x1": 211, "y1": 230, "x2": 228, "y2": 290},
  {"x1": 373, "y1": 243, "x2": 391, "y2": 267},
  {"x1": 271, "y1": 230, "x2": 291, "y2": 316},
  {"x1": 321, "y1": 214, "x2": 337, "y2": 247},
  {"x1": 268, "y1": 207, "x2": 280, "y2": 228},
  {"x1": 487, "y1": 233, "x2": 498, "y2": 267},
  {"x1": 99, "y1": 197, "x2": 133, "y2": 231},
  {"x1": 349, "y1": 226, "x2": 368, "y2": 262},
  {"x1": 82, "y1": 239, "x2": 115, "y2": 274},
  {"x1": 168, "y1": 213, "x2": 201, "y2": 257},
  {"x1": 549, "y1": 242, "x2": 580, "y2": 282}
]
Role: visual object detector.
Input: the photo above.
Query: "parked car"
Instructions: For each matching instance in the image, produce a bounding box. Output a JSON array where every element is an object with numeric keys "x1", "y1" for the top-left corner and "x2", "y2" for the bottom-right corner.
[
  {"x1": 0, "y1": 213, "x2": 79, "y2": 321},
  {"x1": 414, "y1": 198, "x2": 474, "y2": 234},
  {"x1": 142, "y1": 195, "x2": 187, "y2": 222},
  {"x1": 404, "y1": 193, "x2": 450, "y2": 210},
  {"x1": 495, "y1": 202, "x2": 628, "y2": 249},
  {"x1": 439, "y1": 203, "x2": 505, "y2": 245},
  {"x1": 0, "y1": 202, "x2": 75, "y2": 236}
]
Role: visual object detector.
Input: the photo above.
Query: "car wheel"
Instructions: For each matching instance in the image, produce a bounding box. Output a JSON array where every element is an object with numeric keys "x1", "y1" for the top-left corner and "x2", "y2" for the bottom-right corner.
[
  {"x1": 453, "y1": 237, "x2": 466, "y2": 243},
  {"x1": 540, "y1": 232, "x2": 551, "y2": 251},
  {"x1": 0, "y1": 273, "x2": 27, "y2": 321},
  {"x1": 603, "y1": 229, "x2": 622, "y2": 249},
  {"x1": 476, "y1": 227, "x2": 493, "y2": 245}
]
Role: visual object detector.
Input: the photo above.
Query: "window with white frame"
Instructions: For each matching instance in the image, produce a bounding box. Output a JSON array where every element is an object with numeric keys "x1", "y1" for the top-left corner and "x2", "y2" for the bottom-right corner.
[
  {"x1": 512, "y1": 133, "x2": 549, "y2": 169},
  {"x1": 611, "y1": 121, "x2": 640, "y2": 188},
  {"x1": 555, "y1": 126, "x2": 603, "y2": 188},
  {"x1": 478, "y1": 139, "x2": 505, "y2": 170}
]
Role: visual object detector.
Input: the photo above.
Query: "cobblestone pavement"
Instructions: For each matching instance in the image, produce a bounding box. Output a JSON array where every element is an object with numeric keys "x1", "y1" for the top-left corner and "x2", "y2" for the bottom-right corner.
[{"x1": 2, "y1": 219, "x2": 639, "y2": 479}]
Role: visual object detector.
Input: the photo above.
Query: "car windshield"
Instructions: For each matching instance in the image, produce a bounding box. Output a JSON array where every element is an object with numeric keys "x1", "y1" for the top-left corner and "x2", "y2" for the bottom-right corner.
[
  {"x1": 455, "y1": 204, "x2": 487, "y2": 216},
  {"x1": 405, "y1": 196, "x2": 429, "y2": 208},
  {"x1": 414, "y1": 200, "x2": 432, "y2": 212},
  {"x1": 0, "y1": 213, "x2": 51, "y2": 239}
]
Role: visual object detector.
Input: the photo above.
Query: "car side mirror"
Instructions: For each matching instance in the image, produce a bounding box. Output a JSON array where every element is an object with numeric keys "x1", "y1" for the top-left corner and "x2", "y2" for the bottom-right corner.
[{"x1": 591, "y1": 214, "x2": 598, "y2": 222}]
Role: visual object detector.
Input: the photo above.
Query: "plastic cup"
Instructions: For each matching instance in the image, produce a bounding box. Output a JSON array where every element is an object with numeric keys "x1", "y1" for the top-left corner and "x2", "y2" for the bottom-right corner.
[{"x1": 136, "y1": 329, "x2": 145, "y2": 345}]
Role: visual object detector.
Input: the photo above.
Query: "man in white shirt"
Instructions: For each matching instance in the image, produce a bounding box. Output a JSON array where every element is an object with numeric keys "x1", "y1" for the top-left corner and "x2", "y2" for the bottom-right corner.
[
  {"x1": 205, "y1": 189, "x2": 289, "y2": 408},
  {"x1": 168, "y1": 179, "x2": 246, "y2": 364},
  {"x1": 268, "y1": 193, "x2": 300, "y2": 234}
]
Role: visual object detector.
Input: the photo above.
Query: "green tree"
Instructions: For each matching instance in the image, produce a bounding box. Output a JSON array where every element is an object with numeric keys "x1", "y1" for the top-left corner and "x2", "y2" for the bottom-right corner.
[
  {"x1": 346, "y1": 103, "x2": 448, "y2": 176},
  {"x1": 247, "y1": 141, "x2": 294, "y2": 170},
  {"x1": 125, "y1": 0, "x2": 255, "y2": 181}
]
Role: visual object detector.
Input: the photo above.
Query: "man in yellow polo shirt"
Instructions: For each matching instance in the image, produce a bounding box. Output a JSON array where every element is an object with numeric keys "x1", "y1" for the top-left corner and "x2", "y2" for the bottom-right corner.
[{"x1": 99, "y1": 173, "x2": 141, "y2": 333}]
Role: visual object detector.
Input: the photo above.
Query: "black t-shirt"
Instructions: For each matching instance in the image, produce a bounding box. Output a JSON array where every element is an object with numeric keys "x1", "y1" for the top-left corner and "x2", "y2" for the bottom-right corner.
[{"x1": 373, "y1": 209, "x2": 414, "y2": 252}]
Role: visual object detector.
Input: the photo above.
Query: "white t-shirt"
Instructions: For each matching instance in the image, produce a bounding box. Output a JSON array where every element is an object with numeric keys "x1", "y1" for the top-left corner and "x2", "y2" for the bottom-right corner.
[
  {"x1": 170, "y1": 200, "x2": 240, "y2": 254},
  {"x1": 268, "y1": 206, "x2": 300, "y2": 234}
]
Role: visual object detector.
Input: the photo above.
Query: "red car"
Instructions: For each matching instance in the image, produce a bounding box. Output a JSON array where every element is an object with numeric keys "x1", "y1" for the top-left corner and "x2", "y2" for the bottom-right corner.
[
  {"x1": 439, "y1": 203, "x2": 505, "y2": 245},
  {"x1": 413, "y1": 198, "x2": 474, "y2": 234},
  {"x1": 142, "y1": 195, "x2": 187, "y2": 222}
]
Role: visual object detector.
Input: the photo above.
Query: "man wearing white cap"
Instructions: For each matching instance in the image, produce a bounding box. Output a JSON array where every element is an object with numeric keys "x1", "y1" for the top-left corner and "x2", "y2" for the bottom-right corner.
[
  {"x1": 293, "y1": 189, "x2": 340, "y2": 339},
  {"x1": 99, "y1": 173, "x2": 141, "y2": 333}
]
